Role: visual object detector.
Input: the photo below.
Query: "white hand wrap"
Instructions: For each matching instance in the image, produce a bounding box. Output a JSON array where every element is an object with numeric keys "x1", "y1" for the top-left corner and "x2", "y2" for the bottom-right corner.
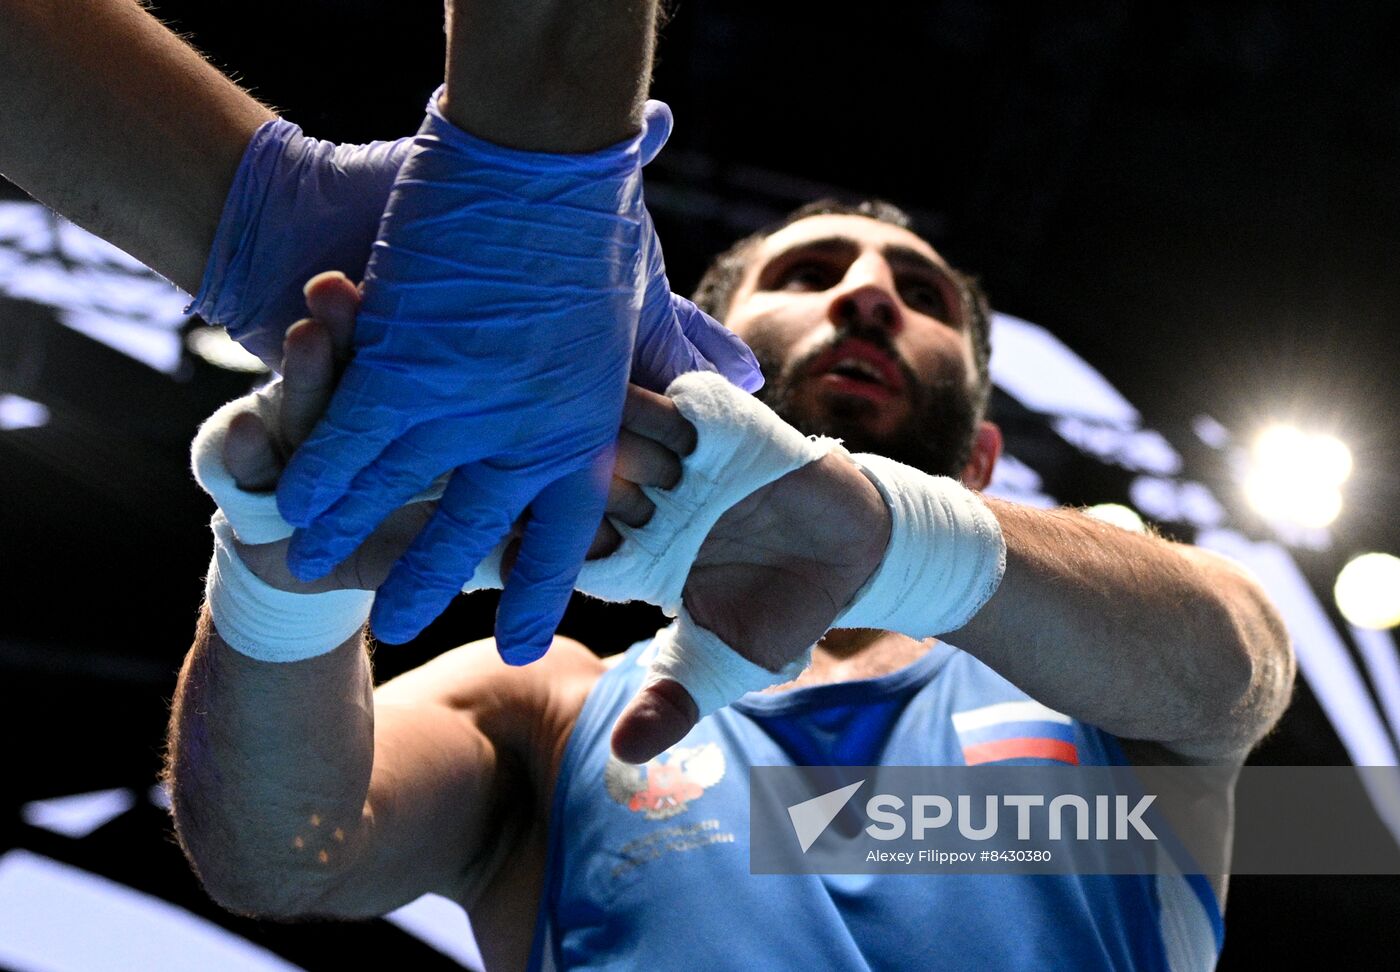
[
  {"x1": 205, "y1": 512, "x2": 373, "y2": 662},
  {"x1": 577, "y1": 371, "x2": 843, "y2": 612},
  {"x1": 834, "y1": 453, "x2": 1006, "y2": 638},
  {"x1": 645, "y1": 613, "x2": 812, "y2": 717},
  {"x1": 574, "y1": 371, "x2": 840, "y2": 712},
  {"x1": 194, "y1": 385, "x2": 505, "y2": 591},
  {"x1": 194, "y1": 386, "x2": 372, "y2": 661},
  {"x1": 191, "y1": 388, "x2": 293, "y2": 544}
]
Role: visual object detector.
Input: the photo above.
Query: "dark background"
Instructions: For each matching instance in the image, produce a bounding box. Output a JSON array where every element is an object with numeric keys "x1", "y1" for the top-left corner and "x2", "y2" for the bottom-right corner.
[{"x1": 2, "y1": 1, "x2": 1398, "y2": 967}]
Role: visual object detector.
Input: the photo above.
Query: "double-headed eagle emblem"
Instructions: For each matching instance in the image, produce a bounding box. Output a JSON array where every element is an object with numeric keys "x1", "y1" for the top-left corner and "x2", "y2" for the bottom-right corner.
[{"x1": 605, "y1": 743, "x2": 727, "y2": 820}]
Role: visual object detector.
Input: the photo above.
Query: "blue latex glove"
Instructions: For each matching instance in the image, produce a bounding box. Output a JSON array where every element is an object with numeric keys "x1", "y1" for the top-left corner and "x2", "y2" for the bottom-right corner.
[
  {"x1": 188, "y1": 111, "x2": 762, "y2": 383},
  {"x1": 187, "y1": 122, "x2": 413, "y2": 368},
  {"x1": 277, "y1": 91, "x2": 758, "y2": 659}
]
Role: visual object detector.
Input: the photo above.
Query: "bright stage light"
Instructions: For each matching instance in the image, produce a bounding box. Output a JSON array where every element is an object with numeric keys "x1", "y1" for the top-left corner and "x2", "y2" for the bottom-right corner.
[
  {"x1": 1334, "y1": 553, "x2": 1400, "y2": 630},
  {"x1": 1083, "y1": 503, "x2": 1147, "y2": 533},
  {"x1": 1242, "y1": 425, "x2": 1351, "y2": 528}
]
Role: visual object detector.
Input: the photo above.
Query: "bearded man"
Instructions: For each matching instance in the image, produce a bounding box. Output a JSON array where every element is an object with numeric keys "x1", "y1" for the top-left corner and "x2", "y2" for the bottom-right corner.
[{"x1": 167, "y1": 198, "x2": 1292, "y2": 971}]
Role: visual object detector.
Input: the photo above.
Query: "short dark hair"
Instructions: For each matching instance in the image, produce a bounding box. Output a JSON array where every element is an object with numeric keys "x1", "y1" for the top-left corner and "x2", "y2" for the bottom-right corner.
[{"x1": 692, "y1": 198, "x2": 993, "y2": 420}]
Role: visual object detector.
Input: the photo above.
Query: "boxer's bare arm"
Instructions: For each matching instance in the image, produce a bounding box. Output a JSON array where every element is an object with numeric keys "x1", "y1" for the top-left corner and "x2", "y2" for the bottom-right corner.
[
  {"x1": 165, "y1": 611, "x2": 597, "y2": 921},
  {"x1": 165, "y1": 278, "x2": 604, "y2": 923},
  {"x1": 166, "y1": 273, "x2": 654, "y2": 925},
  {"x1": 612, "y1": 400, "x2": 1294, "y2": 766},
  {"x1": 947, "y1": 502, "x2": 1294, "y2": 763},
  {"x1": 0, "y1": 0, "x2": 273, "y2": 292}
]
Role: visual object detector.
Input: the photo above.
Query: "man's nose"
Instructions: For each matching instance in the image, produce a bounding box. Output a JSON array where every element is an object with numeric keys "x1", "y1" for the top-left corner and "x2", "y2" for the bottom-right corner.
[{"x1": 827, "y1": 258, "x2": 902, "y2": 334}]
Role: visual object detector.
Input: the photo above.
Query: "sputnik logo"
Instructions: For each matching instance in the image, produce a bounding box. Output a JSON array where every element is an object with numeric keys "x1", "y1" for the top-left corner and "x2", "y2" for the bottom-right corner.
[{"x1": 787, "y1": 780, "x2": 865, "y2": 853}]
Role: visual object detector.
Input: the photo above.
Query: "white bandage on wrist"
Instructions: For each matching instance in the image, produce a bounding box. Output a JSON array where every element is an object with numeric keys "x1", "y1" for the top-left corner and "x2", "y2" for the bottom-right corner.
[
  {"x1": 191, "y1": 388, "x2": 293, "y2": 544},
  {"x1": 206, "y1": 513, "x2": 374, "y2": 662},
  {"x1": 577, "y1": 371, "x2": 843, "y2": 614},
  {"x1": 834, "y1": 453, "x2": 1006, "y2": 638},
  {"x1": 193, "y1": 388, "x2": 372, "y2": 661},
  {"x1": 646, "y1": 609, "x2": 814, "y2": 717}
]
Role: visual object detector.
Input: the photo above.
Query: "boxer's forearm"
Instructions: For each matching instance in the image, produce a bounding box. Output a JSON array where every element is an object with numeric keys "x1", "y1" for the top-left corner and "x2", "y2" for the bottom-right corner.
[
  {"x1": 0, "y1": 0, "x2": 273, "y2": 291},
  {"x1": 441, "y1": 0, "x2": 657, "y2": 151},
  {"x1": 165, "y1": 607, "x2": 376, "y2": 917},
  {"x1": 948, "y1": 500, "x2": 1293, "y2": 759}
]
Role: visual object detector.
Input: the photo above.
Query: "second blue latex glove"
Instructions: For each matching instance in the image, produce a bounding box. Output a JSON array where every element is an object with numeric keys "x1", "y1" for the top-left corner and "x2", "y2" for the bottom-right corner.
[
  {"x1": 187, "y1": 123, "x2": 413, "y2": 368},
  {"x1": 278, "y1": 91, "x2": 724, "y2": 659}
]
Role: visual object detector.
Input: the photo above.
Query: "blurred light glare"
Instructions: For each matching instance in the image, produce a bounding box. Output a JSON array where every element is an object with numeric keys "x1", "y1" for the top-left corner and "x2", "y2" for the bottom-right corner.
[
  {"x1": 186, "y1": 325, "x2": 269, "y2": 373},
  {"x1": 1335, "y1": 554, "x2": 1400, "y2": 630},
  {"x1": 1244, "y1": 425, "x2": 1351, "y2": 527},
  {"x1": 1312, "y1": 435, "x2": 1354, "y2": 485},
  {"x1": 0, "y1": 393, "x2": 49, "y2": 431},
  {"x1": 1243, "y1": 470, "x2": 1342, "y2": 528},
  {"x1": 1083, "y1": 503, "x2": 1147, "y2": 533}
]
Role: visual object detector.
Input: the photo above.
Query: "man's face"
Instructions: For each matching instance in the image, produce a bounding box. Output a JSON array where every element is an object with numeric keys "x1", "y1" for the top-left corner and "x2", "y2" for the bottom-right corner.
[{"x1": 723, "y1": 214, "x2": 983, "y2": 478}]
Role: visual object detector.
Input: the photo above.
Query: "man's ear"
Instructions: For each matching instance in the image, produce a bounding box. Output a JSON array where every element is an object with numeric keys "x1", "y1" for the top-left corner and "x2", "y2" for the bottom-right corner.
[{"x1": 959, "y1": 420, "x2": 1002, "y2": 491}]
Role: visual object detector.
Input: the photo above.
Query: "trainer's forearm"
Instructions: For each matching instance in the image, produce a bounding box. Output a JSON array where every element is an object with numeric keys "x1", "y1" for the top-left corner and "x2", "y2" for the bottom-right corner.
[
  {"x1": 0, "y1": 0, "x2": 273, "y2": 291},
  {"x1": 441, "y1": 0, "x2": 657, "y2": 150},
  {"x1": 165, "y1": 607, "x2": 375, "y2": 917},
  {"x1": 948, "y1": 501, "x2": 1292, "y2": 757}
]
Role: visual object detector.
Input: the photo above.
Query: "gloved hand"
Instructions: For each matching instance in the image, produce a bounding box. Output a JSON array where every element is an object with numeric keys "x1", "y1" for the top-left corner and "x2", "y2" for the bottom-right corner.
[
  {"x1": 277, "y1": 91, "x2": 759, "y2": 659},
  {"x1": 188, "y1": 106, "x2": 761, "y2": 384},
  {"x1": 186, "y1": 122, "x2": 413, "y2": 368}
]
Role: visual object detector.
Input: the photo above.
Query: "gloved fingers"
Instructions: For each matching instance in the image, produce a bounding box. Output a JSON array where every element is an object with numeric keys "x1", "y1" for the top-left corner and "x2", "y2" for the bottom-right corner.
[
  {"x1": 630, "y1": 299, "x2": 716, "y2": 393},
  {"x1": 369, "y1": 459, "x2": 538, "y2": 644},
  {"x1": 631, "y1": 206, "x2": 719, "y2": 391},
  {"x1": 286, "y1": 422, "x2": 473, "y2": 580},
  {"x1": 670, "y1": 294, "x2": 765, "y2": 393},
  {"x1": 275, "y1": 365, "x2": 409, "y2": 527},
  {"x1": 493, "y1": 457, "x2": 612, "y2": 664},
  {"x1": 639, "y1": 101, "x2": 675, "y2": 165}
]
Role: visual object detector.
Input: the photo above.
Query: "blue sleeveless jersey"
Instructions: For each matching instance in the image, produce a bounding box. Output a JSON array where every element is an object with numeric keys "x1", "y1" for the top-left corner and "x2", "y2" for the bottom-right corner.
[{"x1": 527, "y1": 634, "x2": 1224, "y2": 971}]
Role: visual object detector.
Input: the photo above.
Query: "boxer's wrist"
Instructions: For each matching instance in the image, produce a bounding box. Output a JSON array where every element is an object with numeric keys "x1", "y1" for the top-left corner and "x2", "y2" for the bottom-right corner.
[
  {"x1": 206, "y1": 513, "x2": 373, "y2": 662},
  {"x1": 821, "y1": 452, "x2": 896, "y2": 611},
  {"x1": 834, "y1": 454, "x2": 1006, "y2": 638}
]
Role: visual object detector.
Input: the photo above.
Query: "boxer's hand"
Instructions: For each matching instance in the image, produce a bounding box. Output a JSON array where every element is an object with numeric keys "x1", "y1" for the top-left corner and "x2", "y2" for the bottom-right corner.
[{"x1": 607, "y1": 406, "x2": 892, "y2": 764}]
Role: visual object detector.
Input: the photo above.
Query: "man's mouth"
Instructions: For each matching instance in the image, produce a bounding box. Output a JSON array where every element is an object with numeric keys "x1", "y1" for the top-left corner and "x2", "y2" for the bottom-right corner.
[{"x1": 806, "y1": 339, "x2": 907, "y2": 401}]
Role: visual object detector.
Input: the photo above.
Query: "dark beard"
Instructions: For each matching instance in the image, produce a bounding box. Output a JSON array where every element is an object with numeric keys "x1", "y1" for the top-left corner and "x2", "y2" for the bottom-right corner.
[{"x1": 749, "y1": 332, "x2": 978, "y2": 479}]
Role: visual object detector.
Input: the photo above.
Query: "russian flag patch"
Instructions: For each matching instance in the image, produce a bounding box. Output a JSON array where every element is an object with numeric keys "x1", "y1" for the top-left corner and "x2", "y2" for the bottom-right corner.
[{"x1": 951, "y1": 700, "x2": 1079, "y2": 765}]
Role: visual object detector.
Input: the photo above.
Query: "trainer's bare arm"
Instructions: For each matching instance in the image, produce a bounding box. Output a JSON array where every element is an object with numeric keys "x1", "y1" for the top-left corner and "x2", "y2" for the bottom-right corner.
[
  {"x1": 0, "y1": 0, "x2": 273, "y2": 291},
  {"x1": 0, "y1": 0, "x2": 657, "y2": 295},
  {"x1": 442, "y1": 0, "x2": 658, "y2": 151}
]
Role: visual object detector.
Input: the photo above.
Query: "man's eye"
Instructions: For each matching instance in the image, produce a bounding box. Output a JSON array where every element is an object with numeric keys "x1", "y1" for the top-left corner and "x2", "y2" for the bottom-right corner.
[
  {"x1": 779, "y1": 262, "x2": 837, "y2": 290},
  {"x1": 901, "y1": 281, "x2": 952, "y2": 319}
]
